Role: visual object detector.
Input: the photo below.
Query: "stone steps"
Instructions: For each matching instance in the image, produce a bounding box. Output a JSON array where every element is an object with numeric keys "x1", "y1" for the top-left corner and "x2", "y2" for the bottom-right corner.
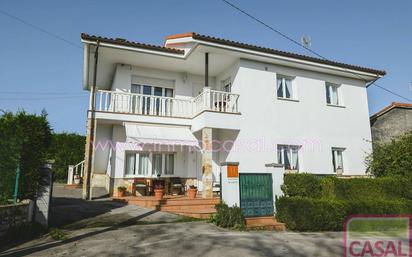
[{"x1": 245, "y1": 216, "x2": 286, "y2": 231}]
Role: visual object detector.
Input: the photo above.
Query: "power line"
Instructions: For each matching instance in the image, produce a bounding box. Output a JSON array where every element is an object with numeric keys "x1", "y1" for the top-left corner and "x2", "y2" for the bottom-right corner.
[
  {"x1": 221, "y1": 0, "x2": 412, "y2": 103},
  {"x1": 0, "y1": 9, "x2": 82, "y2": 49},
  {"x1": 0, "y1": 95, "x2": 88, "y2": 101},
  {"x1": 0, "y1": 91, "x2": 86, "y2": 95}
]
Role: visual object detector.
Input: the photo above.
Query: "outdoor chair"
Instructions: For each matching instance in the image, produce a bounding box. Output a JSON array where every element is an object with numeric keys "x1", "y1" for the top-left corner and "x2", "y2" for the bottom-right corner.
[
  {"x1": 133, "y1": 178, "x2": 148, "y2": 196},
  {"x1": 170, "y1": 177, "x2": 184, "y2": 195}
]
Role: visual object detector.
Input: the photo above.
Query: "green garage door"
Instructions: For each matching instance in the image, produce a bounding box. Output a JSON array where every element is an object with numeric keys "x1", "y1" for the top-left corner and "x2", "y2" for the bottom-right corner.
[{"x1": 239, "y1": 173, "x2": 273, "y2": 217}]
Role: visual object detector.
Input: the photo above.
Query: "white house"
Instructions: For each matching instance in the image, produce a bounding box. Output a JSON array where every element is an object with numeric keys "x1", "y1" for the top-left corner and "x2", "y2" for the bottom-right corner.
[{"x1": 78, "y1": 32, "x2": 385, "y2": 197}]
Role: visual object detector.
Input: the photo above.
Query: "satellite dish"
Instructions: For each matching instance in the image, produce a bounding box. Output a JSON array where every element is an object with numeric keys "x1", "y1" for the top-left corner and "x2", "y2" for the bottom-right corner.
[{"x1": 301, "y1": 35, "x2": 311, "y2": 48}]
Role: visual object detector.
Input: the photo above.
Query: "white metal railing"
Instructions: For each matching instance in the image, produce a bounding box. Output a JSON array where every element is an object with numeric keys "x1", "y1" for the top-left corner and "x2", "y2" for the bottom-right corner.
[
  {"x1": 95, "y1": 88, "x2": 240, "y2": 118},
  {"x1": 67, "y1": 160, "x2": 85, "y2": 185}
]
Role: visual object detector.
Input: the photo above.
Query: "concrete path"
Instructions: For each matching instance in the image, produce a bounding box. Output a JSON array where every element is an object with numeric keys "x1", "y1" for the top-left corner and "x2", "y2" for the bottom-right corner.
[
  {"x1": 0, "y1": 184, "x2": 344, "y2": 256},
  {"x1": 0, "y1": 221, "x2": 343, "y2": 257}
]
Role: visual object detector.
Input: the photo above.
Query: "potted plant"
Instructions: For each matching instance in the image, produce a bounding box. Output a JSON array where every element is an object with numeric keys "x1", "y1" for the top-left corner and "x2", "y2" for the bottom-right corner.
[
  {"x1": 117, "y1": 186, "x2": 127, "y2": 197},
  {"x1": 73, "y1": 174, "x2": 81, "y2": 185},
  {"x1": 154, "y1": 184, "x2": 164, "y2": 200},
  {"x1": 187, "y1": 185, "x2": 198, "y2": 199}
]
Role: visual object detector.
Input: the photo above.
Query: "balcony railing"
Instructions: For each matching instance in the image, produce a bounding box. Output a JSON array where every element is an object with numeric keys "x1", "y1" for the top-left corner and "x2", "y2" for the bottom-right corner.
[{"x1": 95, "y1": 88, "x2": 239, "y2": 118}]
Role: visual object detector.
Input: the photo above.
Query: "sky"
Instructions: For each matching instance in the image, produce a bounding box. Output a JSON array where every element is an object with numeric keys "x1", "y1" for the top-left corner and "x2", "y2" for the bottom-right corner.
[{"x1": 0, "y1": 0, "x2": 411, "y2": 135}]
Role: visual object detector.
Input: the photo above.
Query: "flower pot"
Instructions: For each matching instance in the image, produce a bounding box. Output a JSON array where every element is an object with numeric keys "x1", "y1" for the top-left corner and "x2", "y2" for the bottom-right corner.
[
  {"x1": 117, "y1": 190, "x2": 125, "y2": 197},
  {"x1": 74, "y1": 178, "x2": 81, "y2": 185},
  {"x1": 154, "y1": 189, "x2": 164, "y2": 200},
  {"x1": 187, "y1": 188, "x2": 198, "y2": 199}
]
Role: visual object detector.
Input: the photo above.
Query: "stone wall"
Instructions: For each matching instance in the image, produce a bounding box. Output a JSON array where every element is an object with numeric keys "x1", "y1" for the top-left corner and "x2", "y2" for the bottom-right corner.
[
  {"x1": 0, "y1": 200, "x2": 34, "y2": 237},
  {"x1": 371, "y1": 108, "x2": 412, "y2": 144}
]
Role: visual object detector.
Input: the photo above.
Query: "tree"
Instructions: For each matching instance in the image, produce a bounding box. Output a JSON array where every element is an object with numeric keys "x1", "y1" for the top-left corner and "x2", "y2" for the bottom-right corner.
[
  {"x1": 367, "y1": 131, "x2": 412, "y2": 177},
  {"x1": 47, "y1": 133, "x2": 85, "y2": 182},
  {"x1": 0, "y1": 111, "x2": 52, "y2": 200}
]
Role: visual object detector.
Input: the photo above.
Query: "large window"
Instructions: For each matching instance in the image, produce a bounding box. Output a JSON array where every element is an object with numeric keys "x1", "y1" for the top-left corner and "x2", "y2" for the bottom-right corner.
[
  {"x1": 125, "y1": 152, "x2": 175, "y2": 176},
  {"x1": 277, "y1": 75, "x2": 295, "y2": 100},
  {"x1": 130, "y1": 84, "x2": 174, "y2": 114},
  {"x1": 277, "y1": 145, "x2": 300, "y2": 171},
  {"x1": 325, "y1": 83, "x2": 340, "y2": 106},
  {"x1": 332, "y1": 148, "x2": 344, "y2": 173}
]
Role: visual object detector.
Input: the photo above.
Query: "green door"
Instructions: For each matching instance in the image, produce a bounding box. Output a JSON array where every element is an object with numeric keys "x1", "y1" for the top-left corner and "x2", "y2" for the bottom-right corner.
[{"x1": 239, "y1": 173, "x2": 273, "y2": 217}]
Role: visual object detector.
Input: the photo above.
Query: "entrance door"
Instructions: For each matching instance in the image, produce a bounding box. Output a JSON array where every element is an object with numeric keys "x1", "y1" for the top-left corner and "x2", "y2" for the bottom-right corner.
[{"x1": 239, "y1": 173, "x2": 273, "y2": 217}]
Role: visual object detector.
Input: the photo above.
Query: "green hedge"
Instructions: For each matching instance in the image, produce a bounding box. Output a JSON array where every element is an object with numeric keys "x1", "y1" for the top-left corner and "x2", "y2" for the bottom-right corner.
[
  {"x1": 276, "y1": 196, "x2": 412, "y2": 231},
  {"x1": 282, "y1": 173, "x2": 412, "y2": 200},
  {"x1": 281, "y1": 173, "x2": 323, "y2": 198},
  {"x1": 209, "y1": 202, "x2": 245, "y2": 230}
]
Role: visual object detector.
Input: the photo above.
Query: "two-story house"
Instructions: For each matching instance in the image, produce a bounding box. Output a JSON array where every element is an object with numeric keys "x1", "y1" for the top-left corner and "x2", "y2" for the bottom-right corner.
[{"x1": 78, "y1": 32, "x2": 385, "y2": 197}]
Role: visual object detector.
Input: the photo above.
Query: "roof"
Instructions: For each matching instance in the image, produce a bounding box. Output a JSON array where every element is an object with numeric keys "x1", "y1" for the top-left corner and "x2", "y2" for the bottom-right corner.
[
  {"x1": 166, "y1": 32, "x2": 386, "y2": 76},
  {"x1": 81, "y1": 32, "x2": 386, "y2": 76},
  {"x1": 370, "y1": 102, "x2": 412, "y2": 121},
  {"x1": 81, "y1": 33, "x2": 185, "y2": 55}
]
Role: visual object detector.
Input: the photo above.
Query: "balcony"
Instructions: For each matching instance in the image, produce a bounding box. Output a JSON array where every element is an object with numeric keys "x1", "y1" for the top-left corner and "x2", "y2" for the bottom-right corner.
[{"x1": 95, "y1": 88, "x2": 240, "y2": 118}]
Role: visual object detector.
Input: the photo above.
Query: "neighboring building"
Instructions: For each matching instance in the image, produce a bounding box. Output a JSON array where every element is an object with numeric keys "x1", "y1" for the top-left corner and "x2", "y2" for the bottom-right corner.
[
  {"x1": 78, "y1": 32, "x2": 385, "y2": 196},
  {"x1": 370, "y1": 102, "x2": 412, "y2": 144}
]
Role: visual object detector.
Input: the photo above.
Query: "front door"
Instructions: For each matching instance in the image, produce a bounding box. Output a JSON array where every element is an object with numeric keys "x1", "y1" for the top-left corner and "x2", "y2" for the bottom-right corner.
[{"x1": 239, "y1": 173, "x2": 273, "y2": 217}]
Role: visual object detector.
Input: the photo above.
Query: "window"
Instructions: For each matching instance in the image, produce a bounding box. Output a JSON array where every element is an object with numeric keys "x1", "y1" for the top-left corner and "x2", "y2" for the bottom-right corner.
[
  {"x1": 125, "y1": 153, "x2": 136, "y2": 175},
  {"x1": 125, "y1": 152, "x2": 175, "y2": 177},
  {"x1": 130, "y1": 84, "x2": 174, "y2": 114},
  {"x1": 138, "y1": 153, "x2": 149, "y2": 175},
  {"x1": 221, "y1": 78, "x2": 231, "y2": 92},
  {"x1": 332, "y1": 148, "x2": 344, "y2": 173},
  {"x1": 277, "y1": 75, "x2": 294, "y2": 99},
  {"x1": 152, "y1": 153, "x2": 162, "y2": 175},
  {"x1": 326, "y1": 83, "x2": 340, "y2": 106},
  {"x1": 277, "y1": 145, "x2": 300, "y2": 170},
  {"x1": 165, "y1": 154, "x2": 175, "y2": 175}
]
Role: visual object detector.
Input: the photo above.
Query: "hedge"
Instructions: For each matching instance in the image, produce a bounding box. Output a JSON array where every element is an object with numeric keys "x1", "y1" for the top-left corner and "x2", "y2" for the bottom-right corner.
[
  {"x1": 282, "y1": 173, "x2": 412, "y2": 201},
  {"x1": 281, "y1": 173, "x2": 323, "y2": 198},
  {"x1": 0, "y1": 111, "x2": 52, "y2": 201},
  {"x1": 276, "y1": 196, "x2": 412, "y2": 231}
]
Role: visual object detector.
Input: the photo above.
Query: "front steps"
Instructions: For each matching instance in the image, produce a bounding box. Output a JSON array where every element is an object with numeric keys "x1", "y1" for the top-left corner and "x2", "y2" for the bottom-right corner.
[
  {"x1": 245, "y1": 216, "x2": 286, "y2": 231},
  {"x1": 113, "y1": 196, "x2": 220, "y2": 219}
]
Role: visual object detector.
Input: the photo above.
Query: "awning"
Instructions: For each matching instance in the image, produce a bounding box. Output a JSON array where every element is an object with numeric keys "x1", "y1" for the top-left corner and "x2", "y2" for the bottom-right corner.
[{"x1": 124, "y1": 123, "x2": 199, "y2": 147}]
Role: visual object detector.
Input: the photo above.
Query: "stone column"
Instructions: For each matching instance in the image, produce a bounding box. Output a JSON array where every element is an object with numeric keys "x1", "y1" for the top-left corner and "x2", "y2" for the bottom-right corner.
[{"x1": 202, "y1": 127, "x2": 213, "y2": 198}]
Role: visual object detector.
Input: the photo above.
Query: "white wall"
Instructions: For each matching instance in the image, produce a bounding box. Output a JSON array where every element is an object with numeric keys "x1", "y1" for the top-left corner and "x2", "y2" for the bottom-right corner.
[{"x1": 223, "y1": 59, "x2": 372, "y2": 175}]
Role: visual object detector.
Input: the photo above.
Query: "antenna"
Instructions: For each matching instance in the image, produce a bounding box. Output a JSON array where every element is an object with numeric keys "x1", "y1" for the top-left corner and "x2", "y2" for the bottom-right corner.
[{"x1": 301, "y1": 35, "x2": 311, "y2": 49}]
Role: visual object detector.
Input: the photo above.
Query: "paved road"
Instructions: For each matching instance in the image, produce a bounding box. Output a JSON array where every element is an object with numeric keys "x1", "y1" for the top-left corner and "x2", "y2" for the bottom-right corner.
[{"x1": 0, "y1": 184, "x2": 344, "y2": 257}]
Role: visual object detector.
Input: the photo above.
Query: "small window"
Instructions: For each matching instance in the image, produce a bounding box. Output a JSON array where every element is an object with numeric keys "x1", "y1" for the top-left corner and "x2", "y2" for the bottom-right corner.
[
  {"x1": 152, "y1": 153, "x2": 163, "y2": 175},
  {"x1": 221, "y1": 78, "x2": 231, "y2": 92},
  {"x1": 138, "y1": 153, "x2": 149, "y2": 175},
  {"x1": 326, "y1": 83, "x2": 340, "y2": 106},
  {"x1": 277, "y1": 75, "x2": 294, "y2": 99},
  {"x1": 277, "y1": 145, "x2": 300, "y2": 170},
  {"x1": 332, "y1": 148, "x2": 344, "y2": 173},
  {"x1": 165, "y1": 154, "x2": 175, "y2": 175},
  {"x1": 125, "y1": 153, "x2": 136, "y2": 175}
]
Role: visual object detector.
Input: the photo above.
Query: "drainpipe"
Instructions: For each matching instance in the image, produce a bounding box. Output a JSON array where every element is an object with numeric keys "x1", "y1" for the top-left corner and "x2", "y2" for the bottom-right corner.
[
  {"x1": 205, "y1": 52, "x2": 209, "y2": 87},
  {"x1": 83, "y1": 41, "x2": 100, "y2": 200}
]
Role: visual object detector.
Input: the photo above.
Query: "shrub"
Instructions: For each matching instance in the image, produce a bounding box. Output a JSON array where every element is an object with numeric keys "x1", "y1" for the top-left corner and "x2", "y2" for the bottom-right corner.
[
  {"x1": 49, "y1": 228, "x2": 67, "y2": 241},
  {"x1": 276, "y1": 196, "x2": 412, "y2": 231},
  {"x1": 47, "y1": 133, "x2": 85, "y2": 182},
  {"x1": 320, "y1": 176, "x2": 412, "y2": 200},
  {"x1": 209, "y1": 202, "x2": 245, "y2": 230},
  {"x1": 367, "y1": 131, "x2": 412, "y2": 177},
  {"x1": 276, "y1": 196, "x2": 349, "y2": 231},
  {"x1": 281, "y1": 173, "x2": 322, "y2": 198},
  {"x1": 0, "y1": 111, "x2": 52, "y2": 200}
]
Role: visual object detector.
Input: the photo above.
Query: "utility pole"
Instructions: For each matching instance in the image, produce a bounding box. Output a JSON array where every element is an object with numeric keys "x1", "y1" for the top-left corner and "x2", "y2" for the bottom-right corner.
[
  {"x1": 82, "y1": 41, "x2": 99, "y2": 200},
  {"x1": 13, "y1": 162, "x2": 20, "y2": 204}
]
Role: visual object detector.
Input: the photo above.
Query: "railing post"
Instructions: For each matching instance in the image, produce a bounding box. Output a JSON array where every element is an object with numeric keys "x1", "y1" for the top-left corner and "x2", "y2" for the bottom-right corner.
[
  {"x1": 67, "y1": 165, "x2": 74, "y2": 185},
  {"x1": 202, "y1": 87, "x2": 211, "y2": 111}
]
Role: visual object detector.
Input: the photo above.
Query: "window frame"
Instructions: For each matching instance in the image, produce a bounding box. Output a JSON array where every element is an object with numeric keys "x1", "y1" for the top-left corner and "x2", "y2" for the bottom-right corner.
[
  {"x1": 277, "y1": 144, "x2": 300, "y2": 171},
  {"x1": 331, "y1": 147, "x2": 345, "y2": 173},
  {"x1": 325, "y1": 82, "x2": 343, "y2": 107},
  {"x1": 124, "y1": 152, "x2": 176, "y2": 178},
  {"x1": 276, "y1": 74, "x2": 297, "y2": 101}
]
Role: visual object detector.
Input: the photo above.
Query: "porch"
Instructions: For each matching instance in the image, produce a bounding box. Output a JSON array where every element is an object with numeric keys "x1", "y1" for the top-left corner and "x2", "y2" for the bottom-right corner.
[{"x1": 113, "y1": 195, "x2": 220, "y2": 219}]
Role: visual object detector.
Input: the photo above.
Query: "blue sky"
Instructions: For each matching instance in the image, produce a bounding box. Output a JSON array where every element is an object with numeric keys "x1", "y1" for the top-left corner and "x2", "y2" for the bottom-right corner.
[{"x1": 1, "y1": 0, "x2": 411, "y2": 135}]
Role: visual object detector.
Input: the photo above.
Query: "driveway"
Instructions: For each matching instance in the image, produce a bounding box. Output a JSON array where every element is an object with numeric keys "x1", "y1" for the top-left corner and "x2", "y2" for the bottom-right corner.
[{"x1": 0, "y1": 184, "x2": 344, "y2": 257}]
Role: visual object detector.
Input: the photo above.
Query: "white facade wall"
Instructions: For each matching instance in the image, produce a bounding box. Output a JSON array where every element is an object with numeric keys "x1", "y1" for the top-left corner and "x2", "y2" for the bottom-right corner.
[
  {"x1": 92, "y1": 57, "x2": 373, "y2": 180},
  {"x1": 222, "y1": 59, "x2": 372, "y2": 175}
]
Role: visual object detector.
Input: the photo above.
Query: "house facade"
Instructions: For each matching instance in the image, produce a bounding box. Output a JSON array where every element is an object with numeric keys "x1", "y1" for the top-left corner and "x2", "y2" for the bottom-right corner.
[
  {"x1": 370, "y1": 102, "x2": 412, "y2": 144},
  {"x1": 79, "y1": 32, "x2": 385, "y2": 196}
]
